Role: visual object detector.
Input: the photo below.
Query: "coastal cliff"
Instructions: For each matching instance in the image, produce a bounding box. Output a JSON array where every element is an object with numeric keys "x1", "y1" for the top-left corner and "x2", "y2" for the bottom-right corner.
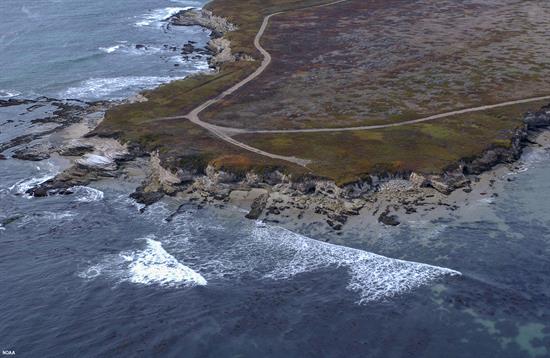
[
  {"x1": 25, "y1": 102, "x2": 547, "y2": 229},
  {"x1": 5, "y1": 0, "x2": 550, "y2": 231}
]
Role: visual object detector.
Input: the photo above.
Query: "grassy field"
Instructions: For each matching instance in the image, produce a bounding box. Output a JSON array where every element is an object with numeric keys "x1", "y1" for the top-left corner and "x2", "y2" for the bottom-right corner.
[
  {"x1": 236, "y1": 101, "x2": 549, "y2": 185},
  {"x1": 202, "y1": 0, "x2": 550, "y2": 130},
  {"x1": 95, "y1": 0, "x2": 550, "y2": 183},
  {"x1": 95, "y1": 0, "x2": 336, "y2": 175}
]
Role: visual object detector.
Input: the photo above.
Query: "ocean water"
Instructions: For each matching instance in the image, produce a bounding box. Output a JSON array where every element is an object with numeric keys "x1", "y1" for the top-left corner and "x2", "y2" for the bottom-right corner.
[
  {"x1": 1, "y1": 1, "x2": 550, "y2": 357},
  {"x1": 0, "y1": 0, "x2": 209, "y2": 100}
]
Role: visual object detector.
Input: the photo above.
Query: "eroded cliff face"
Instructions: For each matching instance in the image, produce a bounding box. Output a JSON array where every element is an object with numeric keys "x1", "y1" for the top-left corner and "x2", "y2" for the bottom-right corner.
[
  {"x1": 16, "y1": 92, "x2": 550, "y2": 227},
  {"x1": 169, "y1": 9, "x2": 253, "y2": 69},
  {"x1": 125, "y1": 105, "x2": 550, "y2": 219}
]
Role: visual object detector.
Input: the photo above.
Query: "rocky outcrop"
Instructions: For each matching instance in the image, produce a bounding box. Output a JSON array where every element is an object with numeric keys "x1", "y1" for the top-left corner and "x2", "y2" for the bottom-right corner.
[
  {"x1": 426, "y1": 172, "x2": 470, "y2": 195},
  {"x1": 245, "y1": 193, "x2": 269, "y2": 219},
  {"x1": 27, "y1": 166, "x2": 106, "y2": 197},
  {"x1": 409, "y1": 172, "x2": 428, "y2": 188},
  {"x1": 168, "y1": 8, "x2": 251, "y2": 69},
  {"x1": 170, "y1": 9, "x2": 237, "y2": 34},
  {"x1": 208, "y1": 38, "x2": 235, "y2": 67},
  {"x1": 12, "y1": 144, "x2": 52, "y2": 161},
  {"x1": 0, "y1": 214, "x2": 24, "y2": 229},
  {"x1": 378, "y1": 209, "x2": 400, "y2": 226},
  {"x1": 463, "y1": 125, "x2": 527, "y2": 175},
  {"x1": 129, "y1": 153, "x2": 189, "y2": 204},
  {"x1": 0, "y1": 98, "x2": 35, "y2": 107},
  {"x1": 58, "y1": 142, "x2": 94, "y2": 156},
  {"x1": 26, "y1": 138, "x2": 129, "y2": 197},
  {"x1": 524, "y1": 104, "x2": 550, "y2": 129},
  {"x1": 181, "y1": 42, "x2": 195, "y2": 55},
  {"x1": 461, "y1": 105, "x2": 549, "y2": 176}
]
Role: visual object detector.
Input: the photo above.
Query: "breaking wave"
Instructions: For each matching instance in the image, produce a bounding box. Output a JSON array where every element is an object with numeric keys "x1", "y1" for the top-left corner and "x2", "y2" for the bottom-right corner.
[
  {"x1": 154, "y1": 212, "x2": 461, "y2": 304},
  {"x1": 73, "y1": 186, "x2": 104, "y2": 203},
  {"x1": 511, "y1": 147, "x2": 550, "y2": 175},
  {"x1": 80, "y1": 207, "x2": 459, "y2": 304},
  {"x1": 9, "y1": 174, "x2": 55, "y2": 197},
  {"x1": 98, "y1": 45, "x2": 122, "y2": 54},
  {"x1": 0, "y1": 89, "x2": 21, "y2": 98},
  {"x1": 252, "y1": 223, "x2": 460, "y2": 304},
  {"x1": 62, "y1": 76, "x2": 183, "y2": 100},
  {"x1": 99, "y1": 43, "x2": 163, "y2": 55},
  {"x1": 80, "y1": 236, "x2": 207, "y2": 288}
]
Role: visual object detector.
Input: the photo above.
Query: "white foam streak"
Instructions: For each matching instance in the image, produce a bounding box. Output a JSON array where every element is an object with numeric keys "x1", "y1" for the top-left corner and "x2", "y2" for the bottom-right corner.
[
  {"x1": 251, "y1": 223, "x2": 460, "y2": 304},
  {"x1": 0, "y1": 89, "x2": 21, "y2": 98},
  {"x1": 9, "y1": 174, "x2": 54, "y2": 196},
  {"x1": 99, "y1": 44, "x2": 163, "y2": 56},
  {"x1": 63, "y1": 76, "x2": 183, "y2": 100},
  {"x1": 41, "y1": 211, "x2": 76, "y2": 220},
  {"x1": 135, "y1": 7, "x2": 192, "y2": 27},
  {"x1": 73, "y1": 186, "x2": 104, "y2": 202},
  {"x1": 99, "y1": 45, "x2": 121, "y2": 54},
  {"x1": 511, "y1": 148, "x2": 550, "y2": 174}
]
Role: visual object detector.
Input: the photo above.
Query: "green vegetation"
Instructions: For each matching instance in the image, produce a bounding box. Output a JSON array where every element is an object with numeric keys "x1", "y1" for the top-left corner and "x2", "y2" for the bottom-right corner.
[
  {"x1": 95, "y1": 0, "x2": 550, "y2": 184},
  {"x1": 237, "y1": 101, "x2": 548, "y2": 185},
  {"x1": 201, "y1": 0, "x2": 550, "y2": 130},
  {"x1": 96, "y1": 0, "x2": 338, "y2": 175}
]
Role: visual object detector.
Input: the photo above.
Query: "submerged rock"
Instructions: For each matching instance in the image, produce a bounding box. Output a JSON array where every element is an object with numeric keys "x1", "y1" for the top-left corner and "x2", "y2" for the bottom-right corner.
[
  {"x1": 246, "y1": 193, "x2": 269, "y2": 220},
  {"x1": 1, "y1": 214, "x2": 24, "y2": 227},
  {"x1": 181, "y1": 43, "x2": 195, "y2": 55},
  {"x1": 130, "y1": 188, "x2": 165, "y2": 206},
  {"x1": 378, "y1": 210, "x2": 400, "y2": 226},
  {"x1": 12, "y1": 145, "x2": 51, "y2": 161}
]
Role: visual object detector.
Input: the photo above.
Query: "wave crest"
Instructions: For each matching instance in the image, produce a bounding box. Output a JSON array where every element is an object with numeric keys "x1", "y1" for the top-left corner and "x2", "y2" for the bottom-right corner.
[
  {"x1": 80, "y1": 236, "x2": 207, "y2": 288},
  {"x1": 62, "y1": 76, "x2": 183, "y2": 100}
]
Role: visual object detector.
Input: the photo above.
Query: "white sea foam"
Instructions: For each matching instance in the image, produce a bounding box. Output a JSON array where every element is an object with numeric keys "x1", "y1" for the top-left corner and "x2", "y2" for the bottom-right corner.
[
  {"x1": 124, "y1": 238, "x2": 207, "y2": 286},
  {"x1": 80, "y1": 236, "x2": 206, "y2": 287},
  {"x1": 135, "y1": 7, "x2": 192, "y2": 27},
  {"x1": 99, "y1": 43, "x2": 163, "y2": 56},
  {"x1": 166, "y1": 218, "x2": 461, "y2": 304},
  {"x1": 170, "y1": 0, "x2": 203, "y2": 6},
  {"x1": 511, "y1": 148, "x2": 550, "y2": 175},
  {"x1": 0, "y1": 89, "x2": 21, "y2": 98},
  {"x1": 80, "y1": 216, "x2": 458, "y2": 303},
  {"x1": 477, "y1": 197, "x2": 494, "y2": 205},
  {"x1": 99, "y1": 45, "x2": 122, "y2": 54},
  {"x1": 250, "y1": 224, "x2": 460, "y2": 304},
  {"x1": 41, "y1": 211, "x2": 76, "y2": 220},
  {"x1": 62, "y1": 76, "x2": 183, "y2": 100},
  {"x1": 9, "y1": 174, "x2": 55, "y2": 196},
  {"x1": 73, "y1": 186, "x2": 104, "y2": 203}
]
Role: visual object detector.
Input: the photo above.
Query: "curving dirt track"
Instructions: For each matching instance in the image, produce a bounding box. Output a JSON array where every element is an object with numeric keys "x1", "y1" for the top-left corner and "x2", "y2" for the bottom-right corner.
[{"x1": 158, "y1": 0, "x2": 550, "y2": 167}]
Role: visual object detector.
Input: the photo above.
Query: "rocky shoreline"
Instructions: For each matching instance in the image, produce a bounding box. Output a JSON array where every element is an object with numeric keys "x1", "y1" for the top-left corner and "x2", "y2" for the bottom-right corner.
[
  {"x1": 2, "y1": 82, "x2": 550, "y2": 231},
  {"x1": 2, "y1": 7, "x2": 550, "y2": 232},
  {"x1": 169, "y1": 8, "x2": 253, "y2": 68},
  {"x1": 130, "y1": 103, "x2": 550, "y2": 230}
]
